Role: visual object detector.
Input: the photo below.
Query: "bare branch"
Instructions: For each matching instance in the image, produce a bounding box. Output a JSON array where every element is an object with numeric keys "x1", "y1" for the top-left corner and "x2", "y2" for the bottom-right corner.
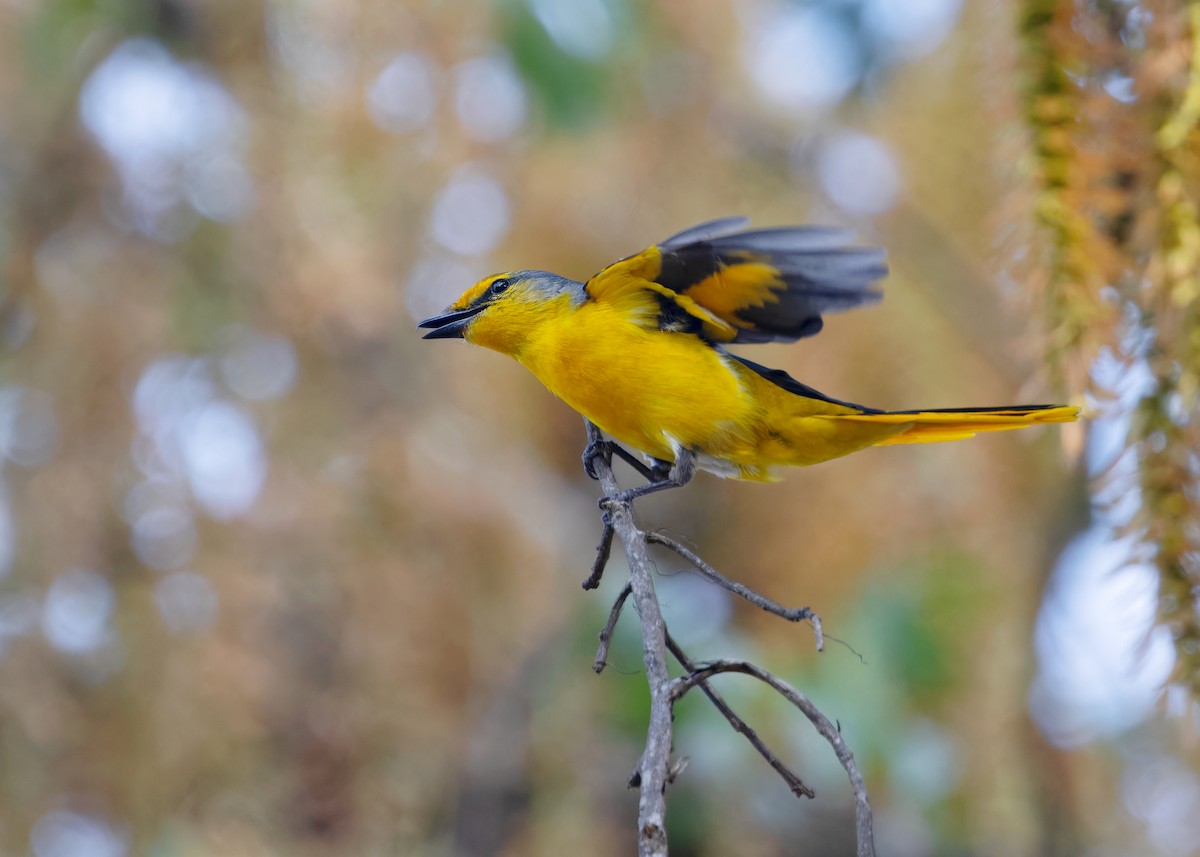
[
  {"x1": 646, "y1": 531, "x2": 825, "y2": 651},
  {"x1": 583, "y1": 420, "x2": 871, "y2": 855},
  {"x1": 664, "y1": 632, "x2": 815, "y2": 799},
  {"x1": 594, "y1": 582, "x2": 633, "y2": 673},
  {"x1": 584, "y1": 420, "x2": 673, "y2": 857},
  {"x1": 671, "y1": 660, "x2": 875, "y2": 857}
]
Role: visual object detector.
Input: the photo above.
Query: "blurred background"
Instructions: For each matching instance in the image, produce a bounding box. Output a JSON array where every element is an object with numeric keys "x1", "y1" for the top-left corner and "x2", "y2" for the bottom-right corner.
[{"x1": 0, "y1": 0, "x2": 1197, "y2": 855}]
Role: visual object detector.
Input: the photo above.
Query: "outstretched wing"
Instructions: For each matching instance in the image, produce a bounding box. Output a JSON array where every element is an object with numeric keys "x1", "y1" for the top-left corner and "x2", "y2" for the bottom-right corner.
[{"x1": 585, "y1": 217, "x2": 887, "y2": 344}]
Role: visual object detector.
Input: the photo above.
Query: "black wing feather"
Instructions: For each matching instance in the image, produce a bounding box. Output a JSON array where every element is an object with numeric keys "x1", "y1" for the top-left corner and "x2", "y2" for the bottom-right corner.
[
  {"x1": 654, "y1": 224, "x2": 887, "y2": 344},
  {"x1": 726, "y1": 353, "x2": 879, "y2": 412}
]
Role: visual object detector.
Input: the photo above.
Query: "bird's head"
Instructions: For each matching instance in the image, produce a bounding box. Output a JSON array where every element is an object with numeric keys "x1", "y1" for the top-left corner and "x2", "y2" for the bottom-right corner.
[{"x1": 419, "y1": 271, "x2": 584, "y2": 356}]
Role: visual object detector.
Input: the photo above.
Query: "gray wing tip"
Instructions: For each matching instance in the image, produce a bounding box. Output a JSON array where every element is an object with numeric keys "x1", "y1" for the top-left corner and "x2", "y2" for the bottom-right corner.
[
  {"x1": 710, "y1": 226, "x2": 860, "y2": 252},
  {"x1": 660, "y1": 216, "x2": 752, "y2": 248},
  {"x1": 662, "y1": 221, "x2": 886, "y2": 265}
]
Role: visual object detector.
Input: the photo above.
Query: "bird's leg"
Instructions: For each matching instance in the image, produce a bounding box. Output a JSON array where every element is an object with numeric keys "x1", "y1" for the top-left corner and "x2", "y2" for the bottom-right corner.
[
  {"x1": 647, "y1": 458, "x2": 673, "y2": 483},
  {"x1": 601, "y1": 449, "x2": 696, "y2": 509},
  {"x1": 610, "y1": 446, "x2": 669, "y2": 483}
]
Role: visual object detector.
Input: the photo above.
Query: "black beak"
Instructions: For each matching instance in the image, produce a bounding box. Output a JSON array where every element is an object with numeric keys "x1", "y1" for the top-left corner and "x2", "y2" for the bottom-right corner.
[{"x1": 418, "y1": 305, "x2": 485, "y2": 339}]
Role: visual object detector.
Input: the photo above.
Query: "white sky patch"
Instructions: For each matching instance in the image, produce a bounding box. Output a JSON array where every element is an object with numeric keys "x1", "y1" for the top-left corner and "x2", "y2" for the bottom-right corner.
[
  {"x1": 1102, "y1": 70, "x2": 1138, "y2": 104},
  {"x1": 1123, "y1": 755, "x2": 1200, "y2": 856},
  {"x1": 131, "y1": 356, "x2": 267, "y2": 519},
  {"x1": 863, "y1": 0, "x2": 963, "y2": 60},
  {"x1": 80, "y1": 40, "x2": 242, "y2": 166},
  {"x1": 133, "y1": 355, "x2": 219, "y2": 481},
  {"x1": 529, "y1": 0, "x2": 615, "y2": 61},
  {"x1": 41, "y1": 569, "x2": 115, "y2": 655},
  {"x1": 31, "y1": 810, "x2": 126, "y2": 857},
  {"x1": 1029, "y1": 528, "x2": 1174, "y2": 748},
  {"x1": 1085, "y1": 352, "x2": 1156, "y2": 527},
  {"x1": 178, "y1": 401, "x2": 266, "y2": 520},
  {"x1": 743, "y1": 5, "x2": 861, "y2": 114},
  {"x1": 817, "y1": 131, "x2": 902, "y2": 215},
  {"x1": 430, "y1": 166, "x2": 511, "y2": 256},
  {"x1": 454, "y1": 55, "x2": 528, "y2": 142},
  {"x1": 1030, "y1": 334, "x2": 1179, "y2": 752},
  {"x1": 367, "y1": 52, "x2": 439, "y2": 134},
  {"x1": 133, "y1": 356, "x2": 216, "y2": 439},
  {"x1": 79, "y1": 38, "x2": 253, "y2": 234}
]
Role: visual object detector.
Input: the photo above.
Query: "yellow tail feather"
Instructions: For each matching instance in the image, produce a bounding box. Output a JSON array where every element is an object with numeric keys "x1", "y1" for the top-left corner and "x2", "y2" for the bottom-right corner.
[{"x1": 824, "y1": 405, "x2": 1080, "y2": 447}]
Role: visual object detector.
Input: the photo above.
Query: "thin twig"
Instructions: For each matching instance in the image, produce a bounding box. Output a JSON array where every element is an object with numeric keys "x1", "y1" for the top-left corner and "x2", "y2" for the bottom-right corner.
[
  {"x1": 671, "y1": 660, "x2": 875, "y2": 857},
  {"x1": 583, "y1": 517, "x2": 615, "y2": 590},
  {"x1": 585, "y1": 420, "x2": 673, "y2": 857},
  {"x1": 646, "y1": 531, "x2": 825, "y2": 651},
  {"x1": 664, "y1": 632, "x2": 815, "y2": 799},
  {"x1": 594, "y1": 582, "x2": 633, "y2": 673}
]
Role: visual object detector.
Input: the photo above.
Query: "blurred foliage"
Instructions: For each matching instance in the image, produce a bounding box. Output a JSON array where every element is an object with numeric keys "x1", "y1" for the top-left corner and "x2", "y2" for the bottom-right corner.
[
  {"x1": 500, "y1": 0, "x2": 620, "y2": 129},
  {"x1": 1021, "y1": 0, "x2": 1200, "y2": 688}
]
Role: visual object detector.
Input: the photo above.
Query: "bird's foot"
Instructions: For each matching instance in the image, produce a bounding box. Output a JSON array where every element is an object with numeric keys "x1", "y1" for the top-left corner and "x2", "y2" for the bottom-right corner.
[{"x1": 582, "y1": 437, "x2": 613, "y2": 480}]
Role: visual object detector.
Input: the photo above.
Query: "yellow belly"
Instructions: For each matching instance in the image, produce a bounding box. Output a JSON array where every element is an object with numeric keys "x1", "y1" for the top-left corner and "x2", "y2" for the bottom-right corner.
[{"x1": 519, "y1": 302, "x2": 754, "y2": 464}]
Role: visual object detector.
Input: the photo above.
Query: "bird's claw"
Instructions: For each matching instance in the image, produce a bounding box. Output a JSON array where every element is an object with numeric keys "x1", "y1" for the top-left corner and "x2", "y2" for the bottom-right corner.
[{"x1": 582, "y1": 438, "x2": 611, "y2": 480}]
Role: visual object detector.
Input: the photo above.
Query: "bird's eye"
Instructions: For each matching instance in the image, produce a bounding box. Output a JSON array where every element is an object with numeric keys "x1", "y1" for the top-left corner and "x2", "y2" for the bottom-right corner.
[{"x1": 489, "y1": 278, "x2": 510, "y2": 296}]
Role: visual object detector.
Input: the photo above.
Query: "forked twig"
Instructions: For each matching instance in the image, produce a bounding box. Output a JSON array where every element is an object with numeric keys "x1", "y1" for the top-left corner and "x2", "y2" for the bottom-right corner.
[
  {"x1": 665, "y1": 631, "x2": 816, "y2": 799},
  {"x1": 647, "y1": 530, "x2": 825, "y2": 651},
  {"x1": 592, "y1": 574, "x2": 819, "y2": 801},
  {"x1": 582, "y1": 419, "x2": 873, "y2": 857},
  {"x1": 672, "y1": 660, "x2": 874, "y2": 857},
  {"x1": 594, "y1": 581, "x2": 632, "y2": 673},
  {"x1": 583, "y1": 518, "x2": 614, "y2": 590}
]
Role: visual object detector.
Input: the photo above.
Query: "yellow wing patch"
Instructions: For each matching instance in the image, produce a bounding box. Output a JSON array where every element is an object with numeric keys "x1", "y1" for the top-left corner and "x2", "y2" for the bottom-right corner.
[
  {"x1": 584, "y1": 248, "x2": 662, "y2": 301},
  {"x1": 682, "y1": 261, "x2": 786, "y2": 330},
  {"x1": 585, "y1": 248, "x2": 738, "y2": 340},
  {"x1": 585, "y1": 220, "x2": 886, "y2": 344}
]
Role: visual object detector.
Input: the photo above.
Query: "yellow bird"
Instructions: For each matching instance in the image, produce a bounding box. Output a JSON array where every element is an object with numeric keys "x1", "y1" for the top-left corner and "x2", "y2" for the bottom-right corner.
[{"x1": 420, "y1": 217, "x2": 1077, "y2": 497}]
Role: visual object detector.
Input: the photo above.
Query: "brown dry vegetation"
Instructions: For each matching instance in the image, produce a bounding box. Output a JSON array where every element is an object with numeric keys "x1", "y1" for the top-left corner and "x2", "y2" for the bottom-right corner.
[{"x1": 0, "y1": 1, "x2": 1195, "y2": 855}]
